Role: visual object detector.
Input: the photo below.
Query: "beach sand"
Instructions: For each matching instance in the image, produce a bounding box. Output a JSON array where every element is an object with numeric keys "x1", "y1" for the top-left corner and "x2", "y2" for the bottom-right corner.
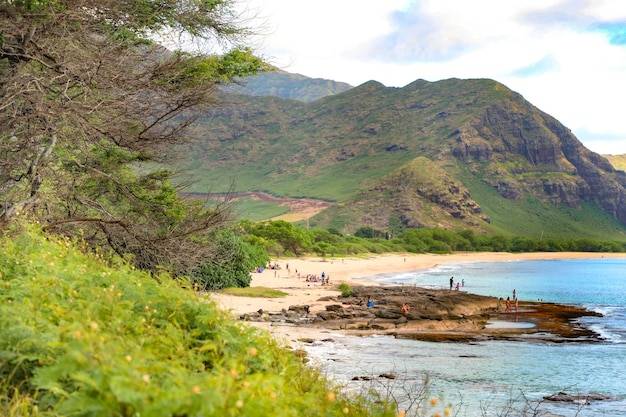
[{"x1": 208, "y1": 252, "x2": 626, "y2": 345}]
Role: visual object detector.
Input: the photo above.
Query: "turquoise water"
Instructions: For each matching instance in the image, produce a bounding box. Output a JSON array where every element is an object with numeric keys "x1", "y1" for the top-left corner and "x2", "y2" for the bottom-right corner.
[{"x1": 304, "y1": 258, "x2": 626, "y2": 416}]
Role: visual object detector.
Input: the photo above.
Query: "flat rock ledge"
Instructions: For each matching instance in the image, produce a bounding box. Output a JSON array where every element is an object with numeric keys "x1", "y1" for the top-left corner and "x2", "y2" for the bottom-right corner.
[{"x1": 239, "y1": 285, "x2": 604, "y2": 343}]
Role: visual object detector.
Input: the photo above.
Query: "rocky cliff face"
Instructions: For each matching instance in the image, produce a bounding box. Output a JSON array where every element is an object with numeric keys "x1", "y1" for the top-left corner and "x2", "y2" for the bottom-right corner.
[
  {"x1": 453, "y1": 98, "x2": 626, "y2": 224},
  {"x1": 328, "y1": 157, "x2": 491, "y2": 231}
]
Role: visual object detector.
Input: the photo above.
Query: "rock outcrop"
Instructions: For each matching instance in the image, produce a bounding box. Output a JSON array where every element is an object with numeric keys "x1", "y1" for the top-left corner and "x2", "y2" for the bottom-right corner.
[
  {"x1": 543, "y1": 392, "x2": 618, "y2": 405},
  {"x1": 239, "y1": 285, "x2": 604, "y2": 343},
  {"x1": 456, "y1": 100, "x2": 626, "y2": 223}
]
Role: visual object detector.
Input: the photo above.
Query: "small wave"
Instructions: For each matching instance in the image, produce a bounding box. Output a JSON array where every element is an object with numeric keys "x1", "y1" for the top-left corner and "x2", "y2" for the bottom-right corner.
[
  {"x1": 583, "y1": 321, "x2": 624, "y2": 343},
  {"x1": 585, "y1": 304, "x2": 618, "y2": 316}
]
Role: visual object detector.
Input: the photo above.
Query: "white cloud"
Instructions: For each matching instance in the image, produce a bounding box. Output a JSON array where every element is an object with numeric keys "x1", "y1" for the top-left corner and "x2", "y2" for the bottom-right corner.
[{"x1": 241, "y1": 0, "x2": 626, "y2": 154}]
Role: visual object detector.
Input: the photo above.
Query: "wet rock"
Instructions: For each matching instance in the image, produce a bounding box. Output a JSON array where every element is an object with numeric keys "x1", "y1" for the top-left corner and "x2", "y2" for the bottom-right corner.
[
  {"x1": 543, "y1": 391, "x2": 618, "y2": 404},
  {"x1": 238, "y1": 285, "x2": 605, "y2": 343}
]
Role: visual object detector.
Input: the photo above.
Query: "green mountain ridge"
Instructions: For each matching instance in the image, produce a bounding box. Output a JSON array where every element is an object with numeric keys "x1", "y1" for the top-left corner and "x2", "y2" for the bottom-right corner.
[
  {"x1": 224, "y1": 68, "x2": 353, "y2": 102},
  {"x1": 180, "y1": 72, "x2": 626, "y2": 240}
]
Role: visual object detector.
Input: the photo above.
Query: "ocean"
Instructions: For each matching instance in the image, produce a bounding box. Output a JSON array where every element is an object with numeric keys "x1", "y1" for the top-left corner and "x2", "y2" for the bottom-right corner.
[{"x1": 303, "y1": 258, "x2": 626, "y2": 417}]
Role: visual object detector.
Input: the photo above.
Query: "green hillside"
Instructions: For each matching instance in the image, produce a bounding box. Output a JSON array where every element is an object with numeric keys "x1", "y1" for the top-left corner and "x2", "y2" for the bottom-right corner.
[
  {"x1": 176, "y1": 75, "x2": 626, "y2": 240},
  {"x1": 186, "y1": 78, "x2": 510, "y2": 199}
]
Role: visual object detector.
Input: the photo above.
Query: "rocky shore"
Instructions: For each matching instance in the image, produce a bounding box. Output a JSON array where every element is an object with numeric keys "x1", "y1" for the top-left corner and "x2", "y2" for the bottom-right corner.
[{"x1": 239, "y1": 285, "x2": 604, "y2": 343}]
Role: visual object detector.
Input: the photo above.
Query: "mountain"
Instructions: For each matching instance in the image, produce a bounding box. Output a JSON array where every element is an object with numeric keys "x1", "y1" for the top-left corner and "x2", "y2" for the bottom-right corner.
[
  {"x1": 181, "y1": 72, "x2": 626, "y2": 240},
  {"x1": 223, "y1": 68, "x2": 353, "y2": 102}
]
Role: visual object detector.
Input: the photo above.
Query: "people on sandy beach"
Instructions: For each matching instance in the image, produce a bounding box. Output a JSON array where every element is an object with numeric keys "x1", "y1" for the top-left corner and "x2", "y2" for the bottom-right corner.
[{"x1": 305, "y1": 273, "x2": 330, "y2": 285}]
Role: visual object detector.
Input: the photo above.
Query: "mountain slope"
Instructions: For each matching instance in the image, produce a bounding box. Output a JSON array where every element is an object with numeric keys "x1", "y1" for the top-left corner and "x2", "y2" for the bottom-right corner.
[
  {"x1": 181, "y1": 75, "x2": 626, "y2": 239},
  {"x1": 224, "y1": 68, "x2": 353, "y2": 102},
  {"x1": 606, "y1": 154, "x2": 626, "y2": 171}
]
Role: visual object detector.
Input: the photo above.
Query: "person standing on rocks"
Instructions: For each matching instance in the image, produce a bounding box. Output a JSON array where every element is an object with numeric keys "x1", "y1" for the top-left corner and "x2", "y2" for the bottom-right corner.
[{"x1": 450, "y1": 276, "x2": 454, "y2": 290}]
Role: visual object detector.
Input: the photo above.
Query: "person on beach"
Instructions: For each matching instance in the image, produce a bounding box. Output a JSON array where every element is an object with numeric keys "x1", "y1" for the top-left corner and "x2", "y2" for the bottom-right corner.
[
  {"x1": 513, "y1": 289, "x2": 516, "y2": 299},
  {"x1": 515, "y1": 297, "x2": 519, "y2": 312},
  {"x1": 450, "y1": 276, "x2": 454, "y2": 290},
  {"x1": 367, "y1": 297, "x2": 374, "y2": 308},
  {"x1": 401, "y1": 303, "x2": 410, "y2": 314},
  {"x1": 505, "y1": 296, "x2": 511, "y2": 312},
  {"x1": 455, "y1": 282, "x2": 460, "y2": 291}
]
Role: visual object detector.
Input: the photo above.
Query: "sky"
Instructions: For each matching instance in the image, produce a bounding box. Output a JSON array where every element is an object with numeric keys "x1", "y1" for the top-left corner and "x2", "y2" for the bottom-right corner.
[{"x1": 238, "y1": 0, "x2": 626, "y2": 155}]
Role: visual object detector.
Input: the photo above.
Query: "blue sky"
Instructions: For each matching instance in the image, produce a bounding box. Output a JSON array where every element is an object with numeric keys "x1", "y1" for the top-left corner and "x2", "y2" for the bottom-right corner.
[{"x1": 239, "y1": 0, "x2": 626, "y2": 155}]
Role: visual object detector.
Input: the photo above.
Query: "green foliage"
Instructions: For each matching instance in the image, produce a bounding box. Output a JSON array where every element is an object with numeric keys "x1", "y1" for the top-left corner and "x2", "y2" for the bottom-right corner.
[
  {"x1": 192, "y1": 228, "x2": 269, "y2": 290},
  {"x1": 354, "y1": 226, "x2": 387, "y2": 239},
  {"x1": 177, "y1": 48, "x2": 270, "y2": 87},
  {"x1": 249, "y1": 220, "x2": 313, "y2": 256},
  {"x1": 337, "y1": 283, "x2": 353, "y2": 297},
  {"x1": 0, "y1": 0, "x2": 271, "y2": 279},
  {"x1": 312, "y1": 241, "x2": 337, "y2": 257},
  {"x1": 0, "y1": 224, "x2": 397, "y2": 417},
  {"x1": 243, "y1": 220, "x2": 626, "y2": 258}
]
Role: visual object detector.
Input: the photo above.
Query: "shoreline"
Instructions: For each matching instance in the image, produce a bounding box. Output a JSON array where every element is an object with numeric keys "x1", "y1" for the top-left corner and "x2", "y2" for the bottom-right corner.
[{"x1": 208, "y1": 251, "x2": 626, "y2": 345}]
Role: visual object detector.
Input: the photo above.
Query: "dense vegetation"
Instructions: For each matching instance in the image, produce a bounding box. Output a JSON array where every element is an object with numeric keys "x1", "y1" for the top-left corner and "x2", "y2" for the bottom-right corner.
[
  {"x1": 0, "y1": 224, "x2": 403, "y2": 416},
  {"x1": 0, "y1": 0, "x2": 268, "y2": 276},
  {"x1": 242, "y1": 220, "x2": 626, "y2": 257}
]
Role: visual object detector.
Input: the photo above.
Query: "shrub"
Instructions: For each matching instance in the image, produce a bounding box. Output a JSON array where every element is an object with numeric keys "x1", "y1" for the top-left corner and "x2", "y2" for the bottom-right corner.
[{"x1": 338, "y1": 283, "x2": 353, "y2": 297}]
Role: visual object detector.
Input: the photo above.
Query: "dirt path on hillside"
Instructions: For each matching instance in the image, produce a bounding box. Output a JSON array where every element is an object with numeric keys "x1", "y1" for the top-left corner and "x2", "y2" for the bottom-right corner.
[{"x1": 184, "y1": 192, "x2": 333, "y2": 222}]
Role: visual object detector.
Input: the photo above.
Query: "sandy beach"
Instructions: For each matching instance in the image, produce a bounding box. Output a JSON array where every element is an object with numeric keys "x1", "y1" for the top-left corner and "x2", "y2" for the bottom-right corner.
[{"x1": 208, "y1": 251, "x2": 626, "y2": 344}]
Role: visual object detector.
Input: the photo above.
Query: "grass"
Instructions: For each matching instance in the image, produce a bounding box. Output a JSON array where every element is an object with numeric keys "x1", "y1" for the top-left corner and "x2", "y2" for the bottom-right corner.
[
  {"x1": 337, "y1": 283, "x2": 353, "y2": 297},
  {"x1": 452, "y1": 162, "x2": 626, "y2": 240},
  {"x1": 605, "y1": 154, "x2": 626, "y2": 171},
  {"x1": 230, "y1": 197, "x2": 290, "y2": 221},
  {"x1": 218, "y1": 286, "x2": 288, "y2": 298}
]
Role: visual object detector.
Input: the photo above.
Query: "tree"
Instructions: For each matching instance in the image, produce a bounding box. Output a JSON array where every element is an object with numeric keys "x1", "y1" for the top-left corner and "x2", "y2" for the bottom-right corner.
[
  {"x1": 251, "y1": 220, "x2": 312, "y2": 256},
  {"x1": 192, "y1": 228, "x2": 269, "y2": 290},
  {"x1": 0, "y1": 0, "x2": 268, "y2": 274}
]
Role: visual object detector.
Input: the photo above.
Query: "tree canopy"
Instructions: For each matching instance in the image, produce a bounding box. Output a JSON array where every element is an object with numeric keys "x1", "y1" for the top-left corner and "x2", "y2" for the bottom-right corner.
[{"x1": 0, "y1": 0, "x2": 268, "y2": 274}]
